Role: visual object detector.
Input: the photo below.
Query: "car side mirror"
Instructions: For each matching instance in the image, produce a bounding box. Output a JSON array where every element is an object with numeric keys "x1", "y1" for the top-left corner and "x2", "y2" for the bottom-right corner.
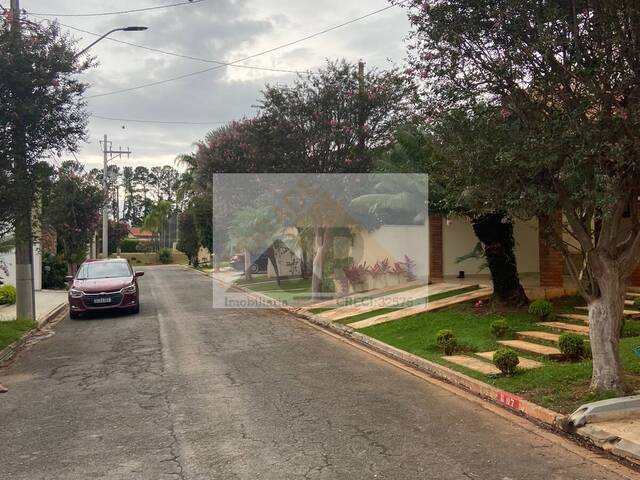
[
  {"x1": 65, "y1": 276, "x2": 74, "y2": 283},
  {"x1": 135, "y1": 271, "x2": 144, "y2": 277}
]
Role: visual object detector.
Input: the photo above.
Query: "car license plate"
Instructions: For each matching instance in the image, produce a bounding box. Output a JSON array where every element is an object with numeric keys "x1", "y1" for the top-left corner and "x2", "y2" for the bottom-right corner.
[{"x1": 94, "y1": 297, "x2": 112, "y2": 304}]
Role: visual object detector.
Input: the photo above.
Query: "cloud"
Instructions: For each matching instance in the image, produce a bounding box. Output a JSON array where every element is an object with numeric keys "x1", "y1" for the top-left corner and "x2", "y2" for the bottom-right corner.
[{"x1": 26, "y1": 0, "x2": 409, "y2": 169}]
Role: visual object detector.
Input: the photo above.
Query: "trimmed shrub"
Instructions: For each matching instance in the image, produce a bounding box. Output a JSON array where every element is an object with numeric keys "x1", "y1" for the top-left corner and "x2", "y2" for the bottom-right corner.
[
  {"x1": 42, "y1": 253, "x2": 68, "y2": 289},
  {"x1": 490, "y1": 319, "x2": 510, "y2": 338},
  {"x1": 493, "y1": 348, "x2": 519, "y2": 375},
  {"x1": 0, "y1": 285, "x2": 17, "y2": 305},
  {"x1": 622, "y1": 320, "x2": 640, "y2": 338},
  {"x1": 559, "y1": 333, "x2": 586, "y2": 361},
  {"x1": 435, "y1": 329, "x2": 457, "y2": 355},
  {"x1": 528, "y1": 299, "x2": 553, "y2": 319},
  {"x1": 120, "y1": 239, "x2": 140, "y2": 253},
  {"x1": 158, "y1": 248, "x2": 172, "y2": 264},
  {"x1": 136, "y1": 241, "x2": 153, "y2": 253},
  {"x1": 633, "y1": 297, "x2": 640, "y2": 310}
]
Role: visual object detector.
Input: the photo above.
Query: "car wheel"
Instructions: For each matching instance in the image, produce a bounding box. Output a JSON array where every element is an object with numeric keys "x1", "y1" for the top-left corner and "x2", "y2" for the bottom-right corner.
[
  {"x1": 131, "y1": 305, "x2": 140, "y2": 314},
  {"x1": 250, "y1": 264, "x2": 259, "y2": 274},
  {"x1": 69, "y1": 311, "x2": 80, "y2": 319}
]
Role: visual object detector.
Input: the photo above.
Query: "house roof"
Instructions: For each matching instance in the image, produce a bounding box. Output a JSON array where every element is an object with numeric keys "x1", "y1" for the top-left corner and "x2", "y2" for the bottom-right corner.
[{"x1": 128, "y1": 226, "x2": 154, "y2": 238}]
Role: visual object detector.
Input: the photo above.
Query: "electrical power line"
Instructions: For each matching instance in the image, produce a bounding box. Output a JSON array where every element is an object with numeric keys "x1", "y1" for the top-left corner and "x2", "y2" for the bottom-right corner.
[
  {"x1": 53, "y1": 21, "x2": 306, "y2": 74},
  {"x1": 92, "y1": 114, "x2": 229, "y2": 125},
  {"x1": 28, "y1": 0, "x2": 206, "y2": 18},
  {"x1": 85, "y1": 5, "x2": 396, "y2": 99}
]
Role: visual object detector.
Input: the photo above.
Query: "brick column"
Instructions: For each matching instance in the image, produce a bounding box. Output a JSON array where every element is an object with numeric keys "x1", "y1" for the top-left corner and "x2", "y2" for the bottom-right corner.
[
  {"x1": 429, "y1": 215, "x2": 443, "y2": 283},
  {"x1": 538, "y1": 214, "x2": 564, "y2": 287},
  {"x1": 629, "y1": 195, "x2": 640, "y2": 287}
]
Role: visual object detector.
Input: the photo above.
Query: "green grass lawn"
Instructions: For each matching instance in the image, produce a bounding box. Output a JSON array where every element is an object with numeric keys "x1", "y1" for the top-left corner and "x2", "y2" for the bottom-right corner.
[
  {"x1": 0, "y1": 319, "x2": 37, "y2": 351},
  {"x1": 360, "y1": 302, "x2": 640, "y2": 413},
  {"x1": 239, "y1": 277, "x2": 313, "y2": 304}
]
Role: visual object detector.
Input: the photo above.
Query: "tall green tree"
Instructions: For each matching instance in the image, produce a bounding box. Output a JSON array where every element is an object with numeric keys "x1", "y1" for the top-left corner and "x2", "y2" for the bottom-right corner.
[
  {"x1": 43, "y1": 161, "x2": 102, "y2": 272},
  {"x1": 176, "y1": 210, "x2": 200, "y2": 266},
  {"x1": 399, "y1": 0, "x2": 640, "y2": 391},
  {"x1": 134, "y1": 166, "x2": 151, "y2": 220},
  {"x1": 1, "y1": 16, "x2": 90, "y2": 319}
]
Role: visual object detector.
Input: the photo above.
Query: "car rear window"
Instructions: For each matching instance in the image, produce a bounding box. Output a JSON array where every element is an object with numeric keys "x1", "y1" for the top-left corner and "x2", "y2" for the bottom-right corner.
[{"x1": 77, "y1": 262, "x2": 131, "y2": 279}]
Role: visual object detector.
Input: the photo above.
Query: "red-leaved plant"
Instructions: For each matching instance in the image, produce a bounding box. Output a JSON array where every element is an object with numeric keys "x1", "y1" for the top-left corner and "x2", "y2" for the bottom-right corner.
[{"x1": 343, "y1": 262, "x2": 368, "y2": 285}]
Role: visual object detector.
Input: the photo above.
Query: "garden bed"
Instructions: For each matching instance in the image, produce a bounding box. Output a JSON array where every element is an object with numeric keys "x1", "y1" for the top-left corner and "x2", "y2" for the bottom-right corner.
[{"x1": 359, "y1": 300, "x2": 640, "y2": 413}]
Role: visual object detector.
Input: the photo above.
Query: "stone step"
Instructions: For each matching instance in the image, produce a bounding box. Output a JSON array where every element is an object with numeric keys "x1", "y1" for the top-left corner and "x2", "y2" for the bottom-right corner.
[
  {"x1": 516, "y1": 331, "x2": 560, "y2": 343},
  {"x1": 627, "y1": 292, "x2": 640, "y2": 298},
  {"x1": 538, "y1": 322, "x2": 589, "y2": 334},
  {"x1": 475, "y1": 351, "x2": 543, "y2": 370},
  {"x1": 559, "y1": 313, "x2": 590, "y2": 324},
  {"x1": 442, "y1": 355, "x2": 500, "y2": 375},
  {"x1": 497, "y1": 340, "x2": 562, "y2": 358},
  {"x1": 575, "y1": 306, "x2": 640, "y2": 316}
]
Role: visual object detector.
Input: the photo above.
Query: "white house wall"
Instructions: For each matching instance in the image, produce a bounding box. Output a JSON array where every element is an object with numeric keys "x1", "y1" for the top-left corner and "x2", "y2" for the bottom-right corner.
[
  {"x1": 351, "y1": 225, "x2": 428, "y2": 280},
  {"x1": 442, "y1": 217, "x2": 540, "y2": 277},
  {"x1": 0, "y1": 245, "x2": 42, "y2": 290}
]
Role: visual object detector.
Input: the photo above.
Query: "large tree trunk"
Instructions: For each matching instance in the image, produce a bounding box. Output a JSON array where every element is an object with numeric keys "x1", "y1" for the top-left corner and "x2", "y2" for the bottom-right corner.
[
  {"x1": 588, "y1": 260, "x2": 625, "y2": 392},
  {"x1": 311, "y1": 227, "x2": 333, "y2": 301},
  {"x1": 266, "y1": 244, "x2": 281, "y2": 286},
  {"x1": 471, "y1": 213, "x2": 528, "y2": 307},
  {"x1": 244, "y1": 249, "x2": 252, "y2": 282}
]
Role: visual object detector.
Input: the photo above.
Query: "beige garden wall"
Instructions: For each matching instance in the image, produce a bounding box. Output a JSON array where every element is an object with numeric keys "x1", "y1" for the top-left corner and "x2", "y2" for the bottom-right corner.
[
  {"x1": 350, "y1": 224, "x2": 429, "y2": 280},
  {"x1": 442, "y1": 217, "x2": 540, "y2": 277}
]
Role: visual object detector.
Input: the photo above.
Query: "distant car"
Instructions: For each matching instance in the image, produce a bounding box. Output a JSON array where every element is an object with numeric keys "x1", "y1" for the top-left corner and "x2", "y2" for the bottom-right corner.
[
  {"x1": 66, "y1": 258, "x2": 144, "y2": 319},
  {"x1": 230, "y1": 253, "x2": 269, "y2": 274}
]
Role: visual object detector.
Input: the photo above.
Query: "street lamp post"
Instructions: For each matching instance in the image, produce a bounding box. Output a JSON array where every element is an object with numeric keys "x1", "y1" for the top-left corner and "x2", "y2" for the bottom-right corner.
[
  {"x1": 77, "y1": 26, "x2": 147, "y2": 258},
  {"x1": 77, "y1": 26, "x2": 148, "y2": 56}
]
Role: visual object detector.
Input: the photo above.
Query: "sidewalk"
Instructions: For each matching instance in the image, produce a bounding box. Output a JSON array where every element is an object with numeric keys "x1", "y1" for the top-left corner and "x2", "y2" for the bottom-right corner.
[{"x1": 0, "y1": 290, "x2": 67, "y2": 324}]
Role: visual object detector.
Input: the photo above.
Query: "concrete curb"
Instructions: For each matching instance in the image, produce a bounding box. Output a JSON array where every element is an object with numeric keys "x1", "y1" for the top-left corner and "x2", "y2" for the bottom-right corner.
[{"x1": 0, "y1": 302, "x2": 68, "y2": 368}]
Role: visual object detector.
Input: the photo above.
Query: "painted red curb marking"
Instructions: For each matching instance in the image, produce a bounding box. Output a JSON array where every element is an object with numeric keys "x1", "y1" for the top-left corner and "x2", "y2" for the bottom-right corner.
[{"x1": 496, "y1": 390, "x2": 521, "y2": 410}]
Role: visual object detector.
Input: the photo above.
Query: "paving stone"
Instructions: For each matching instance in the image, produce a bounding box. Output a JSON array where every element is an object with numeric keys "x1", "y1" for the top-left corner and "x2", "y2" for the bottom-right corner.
[
  {"x1": 497, "y1": 340, "x2": 562, "y2": 358},
  {"x1": 475, "y1": 351, "x2": 543, "y2": 370},
  {"x1": 349, "y1": 287, "x2": 493, "y2": 329},
  {"x1": 537, "y1": 322, "x2": 589, "y2": 334},
  {"x1": 575, "y1": 306, "x2": 640, "y2": 316},
  {"x1": 442, "y1": 355, "x2": 501, "y2": 375},
  {"x1": 559, "y1": 313, "x2": 590, "y2": 324},
  {"x1": 318, "y1": 286, "x2": 431, "y2": 321},
  {"x1": 516, "y1": 331, "x2": 560, "y2": 343}
]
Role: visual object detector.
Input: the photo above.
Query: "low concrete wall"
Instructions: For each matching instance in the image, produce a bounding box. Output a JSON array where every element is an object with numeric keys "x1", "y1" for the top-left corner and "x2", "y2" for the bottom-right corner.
[
  {"x1": 350, "y1": 224, "x2": 428, "y2": 279},
  {"x1": 0, "y1": 245, "x2": 42, "y2": 290}
]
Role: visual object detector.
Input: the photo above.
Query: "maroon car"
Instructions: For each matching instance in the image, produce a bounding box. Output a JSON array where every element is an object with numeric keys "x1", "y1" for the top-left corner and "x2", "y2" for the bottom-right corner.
[{"x1": 66, "y1": 258, "x2": 144, "y2": 318}]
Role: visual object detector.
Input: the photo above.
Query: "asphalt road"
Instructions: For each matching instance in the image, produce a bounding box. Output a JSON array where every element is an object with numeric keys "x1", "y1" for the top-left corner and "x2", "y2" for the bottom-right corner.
[{"x1": 0, "y1": 266, "x2": 635, "y2": 480}]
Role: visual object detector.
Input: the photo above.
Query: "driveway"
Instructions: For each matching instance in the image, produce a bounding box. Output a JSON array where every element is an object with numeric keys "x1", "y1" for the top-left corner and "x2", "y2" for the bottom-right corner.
[{"x1": 0, "y1": 266, "x2": 633, "y2": 479}]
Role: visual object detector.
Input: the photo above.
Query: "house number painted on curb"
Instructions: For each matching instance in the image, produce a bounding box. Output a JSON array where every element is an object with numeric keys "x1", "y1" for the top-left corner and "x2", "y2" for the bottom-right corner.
[{"x1": 496, "y1": 391, "x2": 521, "y2": 410}]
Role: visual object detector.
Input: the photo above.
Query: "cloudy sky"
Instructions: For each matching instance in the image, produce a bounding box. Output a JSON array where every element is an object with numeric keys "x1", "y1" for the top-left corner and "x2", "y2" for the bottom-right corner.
[{"x1": 23, "y1": 0, "x2": 411, "y2": 171}]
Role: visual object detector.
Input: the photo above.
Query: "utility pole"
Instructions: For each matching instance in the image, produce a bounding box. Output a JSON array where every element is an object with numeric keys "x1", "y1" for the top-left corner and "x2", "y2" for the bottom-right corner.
[
  {"x1": 10, "y1": 0, "x2": 36, "y2": 321},
  {"x1": 100, "y1": 135, "x2": 131, "y2": 258}
]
